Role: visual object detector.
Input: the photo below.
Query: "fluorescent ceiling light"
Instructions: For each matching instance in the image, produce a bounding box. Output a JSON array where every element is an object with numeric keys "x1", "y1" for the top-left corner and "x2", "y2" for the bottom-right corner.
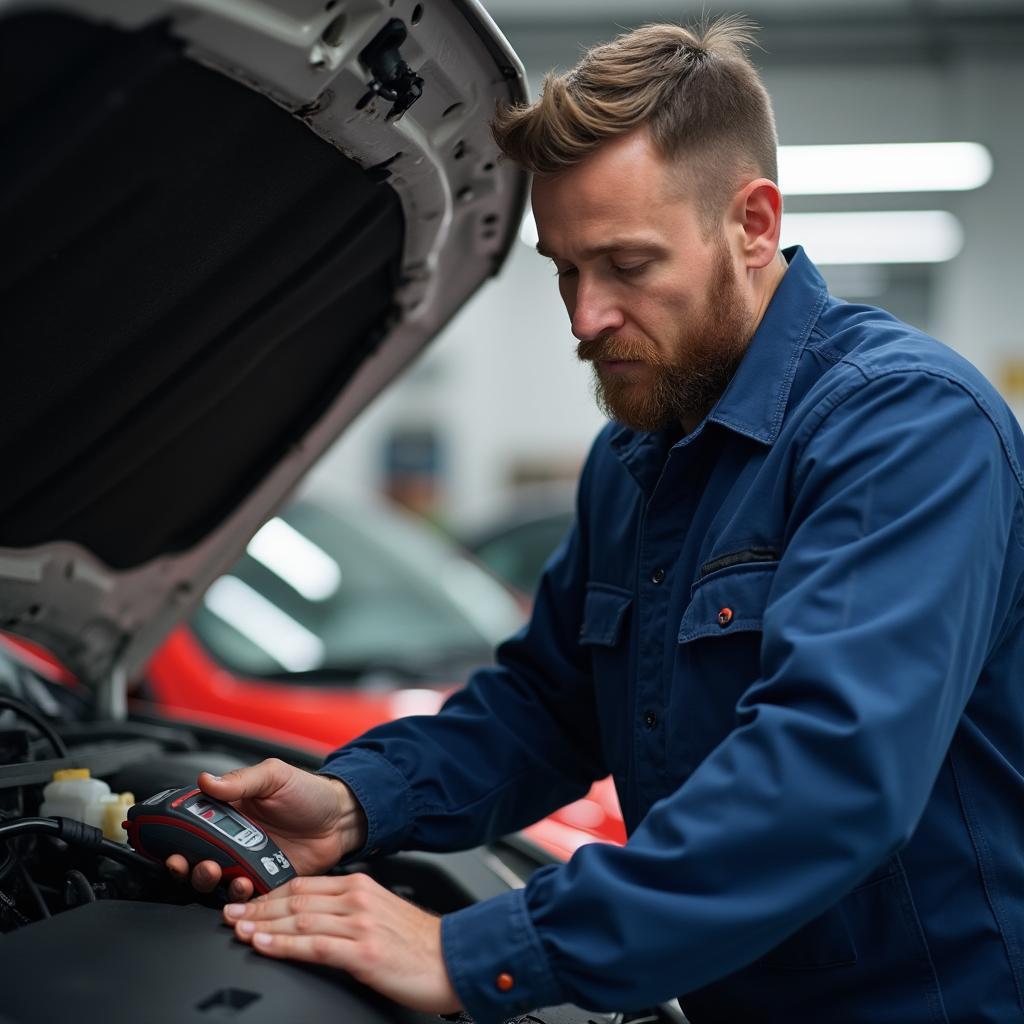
[
  {"x1": 247, "y1": 516, "x2": 341, "y2": 601},
  {"x1": 779, "y1": 142, "x2": 992, "y2": 195},
  {"x1": 203, "y1": 575, "x2": 325, "y2": 673},
  {"x1": 781, "y1": 210, "x2": 963, "y2": 265}
]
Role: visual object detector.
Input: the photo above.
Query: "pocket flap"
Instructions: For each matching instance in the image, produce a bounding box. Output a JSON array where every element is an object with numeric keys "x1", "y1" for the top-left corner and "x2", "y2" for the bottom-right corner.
[
  {"x1": 579, "y1": 584, "x2": 632, "y2": 646},
  {"x1": 678, "y1": 562, "x2": 778, "y2": 643}
]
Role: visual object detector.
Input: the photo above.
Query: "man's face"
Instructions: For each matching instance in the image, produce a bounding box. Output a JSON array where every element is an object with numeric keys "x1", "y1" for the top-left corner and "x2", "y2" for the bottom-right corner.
[{"x1": 531, "y1": 129, "x2": 755, "y2": 433}]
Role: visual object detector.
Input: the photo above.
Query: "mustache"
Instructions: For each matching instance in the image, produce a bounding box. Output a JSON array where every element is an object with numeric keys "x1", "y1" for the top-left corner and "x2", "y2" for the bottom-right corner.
[{"x1": 576, "y1": 335, "x2": 656, "y2": 364}]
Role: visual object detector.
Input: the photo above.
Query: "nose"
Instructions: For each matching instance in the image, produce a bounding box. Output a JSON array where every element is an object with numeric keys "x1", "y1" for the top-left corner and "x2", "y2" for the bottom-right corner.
[{"x1": 569, "y1": 276, "x2": 625, "y2": 343}]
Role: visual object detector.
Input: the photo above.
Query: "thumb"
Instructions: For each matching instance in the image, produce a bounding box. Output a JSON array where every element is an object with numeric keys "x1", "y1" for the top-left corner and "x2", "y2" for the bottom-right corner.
[{"x1": 198, "y1": 759, "x2": 290, "y2": 804}]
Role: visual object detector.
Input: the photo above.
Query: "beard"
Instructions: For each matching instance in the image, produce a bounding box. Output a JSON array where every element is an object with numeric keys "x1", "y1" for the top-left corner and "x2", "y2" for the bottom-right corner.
[{"x1": 576, "y1": 238, "x2": 753, "y2": 433}]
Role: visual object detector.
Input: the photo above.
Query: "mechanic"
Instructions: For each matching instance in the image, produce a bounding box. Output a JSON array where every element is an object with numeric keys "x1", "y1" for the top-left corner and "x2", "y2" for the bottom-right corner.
[{"x1": 168, "y1": 17, "x2": 1024, "y2": 1023}]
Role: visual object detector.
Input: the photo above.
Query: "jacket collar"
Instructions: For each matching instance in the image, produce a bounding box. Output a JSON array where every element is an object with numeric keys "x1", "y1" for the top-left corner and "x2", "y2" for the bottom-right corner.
[
  {"x1": 705, "y1": 245, "x2": 828, "y2": 445},
  {"x1": 611, "y1": 245, "x2": 828, "y2": 480}
]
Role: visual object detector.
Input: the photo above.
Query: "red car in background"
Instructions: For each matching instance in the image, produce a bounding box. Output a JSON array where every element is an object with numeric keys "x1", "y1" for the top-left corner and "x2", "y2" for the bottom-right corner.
[{"x1": 140, "y1": 490, "x2": 626, "y2": 860}]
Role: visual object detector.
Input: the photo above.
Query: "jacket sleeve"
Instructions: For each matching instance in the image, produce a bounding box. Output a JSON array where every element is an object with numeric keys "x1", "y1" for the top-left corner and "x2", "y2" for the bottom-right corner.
[
  {"x1": 318, "y1": 438, "x2": 608, "y2": 858},
  {"x1": 438, "y1": 367, "x2": 1023, "y2": 1022}
]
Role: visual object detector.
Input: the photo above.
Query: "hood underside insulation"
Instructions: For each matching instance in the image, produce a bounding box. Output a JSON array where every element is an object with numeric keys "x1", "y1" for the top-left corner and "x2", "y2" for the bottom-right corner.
[{"x1": 0, "y1": 11, "x2": 405, "y2": 570}]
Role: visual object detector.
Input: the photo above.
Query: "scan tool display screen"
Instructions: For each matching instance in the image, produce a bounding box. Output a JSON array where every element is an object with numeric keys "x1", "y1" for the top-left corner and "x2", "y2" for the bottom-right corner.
[{"x1": 189, "y1": 800, "x2": 250, "y2": 842}]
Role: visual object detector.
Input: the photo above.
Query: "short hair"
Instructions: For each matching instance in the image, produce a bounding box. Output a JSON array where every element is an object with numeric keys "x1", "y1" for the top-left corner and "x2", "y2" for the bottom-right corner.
[{"x1": 491, "y1": 16, "x2": 778, "y2": 232}]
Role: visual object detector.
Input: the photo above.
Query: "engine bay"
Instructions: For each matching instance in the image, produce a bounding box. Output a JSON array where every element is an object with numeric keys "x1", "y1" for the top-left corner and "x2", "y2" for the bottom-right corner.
[
  {"x1": 0, "y1": 697, "x2": 446, "y2": 1021},
  {"x1": 0, "y1": 658, "x2": 673, "y2": 1024}
]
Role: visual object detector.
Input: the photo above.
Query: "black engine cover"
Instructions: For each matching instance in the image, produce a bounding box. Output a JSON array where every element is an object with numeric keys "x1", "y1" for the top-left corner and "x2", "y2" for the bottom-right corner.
[
  {"x1": 0, "y1": 899, "x2": 604, "y2": 1024},
  {"x1": 1, "y1": 900, "x2": 428, "y2": 1024}
]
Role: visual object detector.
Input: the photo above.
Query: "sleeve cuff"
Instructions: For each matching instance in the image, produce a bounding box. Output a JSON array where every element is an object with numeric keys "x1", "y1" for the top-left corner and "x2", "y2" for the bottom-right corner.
[
  {"x1": 441, "y1": 885, "x2": 563, "y2": 1024},
  {"x1": 318, "y1": 747, "x2": 415, "y2": 859}
]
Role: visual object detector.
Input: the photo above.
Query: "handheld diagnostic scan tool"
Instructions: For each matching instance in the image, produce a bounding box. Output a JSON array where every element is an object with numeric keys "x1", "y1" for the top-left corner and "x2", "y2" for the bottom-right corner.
[{"x1": 125, "y1": 786, "x2": 297, "y2": 894}]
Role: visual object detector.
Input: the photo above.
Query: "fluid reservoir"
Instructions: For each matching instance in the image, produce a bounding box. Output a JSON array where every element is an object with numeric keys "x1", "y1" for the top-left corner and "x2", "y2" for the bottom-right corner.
[
  {"x1": 101, "y1": 792, "x2": 136, "y2": 844},
  {"x1": 41, "y1": 769, "x2": 112, "y2": 829}
]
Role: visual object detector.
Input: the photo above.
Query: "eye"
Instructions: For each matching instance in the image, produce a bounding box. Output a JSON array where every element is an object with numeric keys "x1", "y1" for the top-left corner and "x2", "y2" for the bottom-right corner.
[
  {"x1": 614, "y1": 262, "x2": 649, "y2": 277},
  {"x1": 554, "y1": 265, "x2": 577, "y2": 279}
]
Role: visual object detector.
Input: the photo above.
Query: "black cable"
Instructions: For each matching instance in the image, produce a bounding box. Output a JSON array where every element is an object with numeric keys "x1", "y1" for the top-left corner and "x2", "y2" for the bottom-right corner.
[
  {"x1": 0, "y1": 695, "x2": 68, "y2": 758},
  {"x1": 0, "y1": 818, "x2": 162, "y2": 875},
  {"x1": 0, "y1": 792, "x2": 31, "y2": 886},
  {"x1": 17, "y1": 859, "x2": 49, "y2": 918}
]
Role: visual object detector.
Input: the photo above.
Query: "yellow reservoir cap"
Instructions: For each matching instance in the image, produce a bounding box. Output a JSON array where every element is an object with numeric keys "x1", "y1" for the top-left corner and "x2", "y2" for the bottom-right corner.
[{"x1": 52, "y1": 768, "x2": 91, "y2": 781}]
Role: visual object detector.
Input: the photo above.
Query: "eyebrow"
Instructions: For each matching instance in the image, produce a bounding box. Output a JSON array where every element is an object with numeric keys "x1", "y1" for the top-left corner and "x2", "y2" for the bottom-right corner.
[{"x1": 535, "y1": 238, "x2": 668, "y2": 260}]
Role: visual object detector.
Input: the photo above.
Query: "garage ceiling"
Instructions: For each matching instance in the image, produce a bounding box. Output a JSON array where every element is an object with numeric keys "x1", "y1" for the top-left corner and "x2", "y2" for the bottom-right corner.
[
  {"x1": 483, "y1": 0, "x2": 1024, "y2": 19},
  {"x1": 485, "y1": 0, "x2": 1024, "y2": 64}
]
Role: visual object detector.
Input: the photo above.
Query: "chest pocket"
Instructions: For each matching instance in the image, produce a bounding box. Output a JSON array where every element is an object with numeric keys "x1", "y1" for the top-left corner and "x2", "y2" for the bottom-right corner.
[{"x1": 678, "y1": 559, "x2": 778, "y2": 643}]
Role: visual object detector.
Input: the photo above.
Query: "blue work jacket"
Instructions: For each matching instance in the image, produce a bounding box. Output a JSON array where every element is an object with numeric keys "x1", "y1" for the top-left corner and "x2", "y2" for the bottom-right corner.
[{"x1": 321, "y1": 247, "x2": 1024, "y2": 1023}]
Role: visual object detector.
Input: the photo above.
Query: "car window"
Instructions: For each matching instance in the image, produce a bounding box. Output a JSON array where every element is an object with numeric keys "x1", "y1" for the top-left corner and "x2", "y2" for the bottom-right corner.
[
  {"x1": 189, "y1": 498, "x2": 524, "y2": 681},
  {"x1": 472, "y1": 513, "x2": 574, "y2": 597}
]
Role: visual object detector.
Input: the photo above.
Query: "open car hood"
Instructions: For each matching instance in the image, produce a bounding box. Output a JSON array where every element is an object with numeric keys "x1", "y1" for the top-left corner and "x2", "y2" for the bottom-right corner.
[{"x1": 0, "y1": 0, "x2": 528, "y2": 712}]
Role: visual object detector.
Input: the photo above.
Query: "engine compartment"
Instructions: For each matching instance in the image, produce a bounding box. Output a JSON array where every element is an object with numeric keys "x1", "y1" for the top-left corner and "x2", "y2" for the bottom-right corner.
[
  {"x1": 0, "y1": 661, "x2": 658, "y2": 1024},
  {"x1": 0, "y1": 714, "x2": 437, "y2": 1020}
]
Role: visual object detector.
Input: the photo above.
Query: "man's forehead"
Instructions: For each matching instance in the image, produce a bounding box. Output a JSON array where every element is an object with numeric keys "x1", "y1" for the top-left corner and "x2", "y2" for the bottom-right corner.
[
  {"x1": 532, "y1": 180, "x2": 697, "y2": 261},
  {"x1": 534, "y1": 236, "x2": 669, "y2": 260},
  {"x1": 530, "y1": 140, "x2": 699, "y2": 253}
]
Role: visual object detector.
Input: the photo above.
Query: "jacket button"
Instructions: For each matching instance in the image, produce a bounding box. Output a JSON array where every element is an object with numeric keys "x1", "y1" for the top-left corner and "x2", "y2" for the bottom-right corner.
[
  {"x1": 651, "y1": 567, "x2": 666, "y2": 584},
  {"x1": 644, "y1": 710, "x2": 657, "y2": 729},
  {"x1": 496, "y1": 973, "x2": 515, "y2": 992},
  {"x1": 717, "y1": 607, "x2": 733, "y2": 627}
]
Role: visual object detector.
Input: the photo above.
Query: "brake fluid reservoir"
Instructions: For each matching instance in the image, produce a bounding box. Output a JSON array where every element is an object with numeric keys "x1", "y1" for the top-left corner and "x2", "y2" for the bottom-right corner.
[
  {"x1": 41, "y1": 768, "x2": 111, "y2": 829},
  {"x1": 101, "y1": 791, "x2": 135, "y2": 843}
]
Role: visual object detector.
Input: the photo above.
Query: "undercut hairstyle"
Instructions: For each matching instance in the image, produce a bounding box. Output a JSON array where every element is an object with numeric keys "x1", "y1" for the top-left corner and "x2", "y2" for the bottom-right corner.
[{"x1": 491, "y1": 16, "x2": 778, "y2": 233}]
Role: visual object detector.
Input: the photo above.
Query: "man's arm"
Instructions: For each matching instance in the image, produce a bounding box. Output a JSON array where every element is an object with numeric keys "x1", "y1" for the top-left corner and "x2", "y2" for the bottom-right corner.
[
  {"x1": 436, "y1": 367, "x2": 1023, "y2": 1021},
  {"x1": 318, "y1": 437, "x2": 610, "y2": 858}
]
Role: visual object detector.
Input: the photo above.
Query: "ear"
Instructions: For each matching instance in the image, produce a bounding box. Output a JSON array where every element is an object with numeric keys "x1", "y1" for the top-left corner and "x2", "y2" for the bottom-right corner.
[{"x1": 730, "y1": 178, "x2": 782, "y2": 270}]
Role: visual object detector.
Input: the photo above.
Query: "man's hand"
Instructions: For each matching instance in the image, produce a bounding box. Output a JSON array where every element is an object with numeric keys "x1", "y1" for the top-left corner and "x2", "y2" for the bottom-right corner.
[
  {"x1": 165, "y1": 759, "x2": 367, "y2": 900},
  {"x1": 223, "y1": 873, "x2": 463, "y2": 1015}
]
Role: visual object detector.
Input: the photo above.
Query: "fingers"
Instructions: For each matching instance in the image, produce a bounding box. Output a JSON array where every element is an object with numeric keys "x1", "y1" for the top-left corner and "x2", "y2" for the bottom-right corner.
[
  {"x1": 227, "y1": 876, "x2": 254, "y2": 901},
  {"x1": 198, "y1": 758, "x2": 292, "y2": 804},
  {"x1": 226, "y1": 893, "x2": 347, "y2": 923},
  {"x1": 165, "y1": 853, "x2": 189, "y2": 879},
  {"x1": 197, "y1": 757, "x2": 284, "y2": 802},
  {"x1": 165, "y1": 855, "x2": 252, "y2": 899},
  {"x1": 244, "y1": 930, "x2": 356, "y2": 970},
  {"x1": 225, "y1": 875, "x2": 461, "y2": 1015},
  {"x1": 189, "y1": 863, "x2": 253, "y2": 900},
  {"x1": 234, "y1": 910, "x2": 356, "y2": 943},
  {"x1": 190, "y1": 860, "x2": 224, "y2": 893},
  {"x1": 164, "y1": 854, "x2": 220, "y2": 892},
  {"x1": 223, "y1": 874, "x2": 373, "y2": 925},
  {"x1": 225, "y1": 891, "x2": 365, "y2": 972}
]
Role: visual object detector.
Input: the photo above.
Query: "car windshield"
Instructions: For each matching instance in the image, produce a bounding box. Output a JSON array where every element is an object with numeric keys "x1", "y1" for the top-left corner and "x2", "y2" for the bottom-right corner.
[
  {"x1": 189, "y1": 497, "x2": 524, "y2": 681},
  {"x1": 470, "y1": 512, "x2": 575, "y2": 597}
]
